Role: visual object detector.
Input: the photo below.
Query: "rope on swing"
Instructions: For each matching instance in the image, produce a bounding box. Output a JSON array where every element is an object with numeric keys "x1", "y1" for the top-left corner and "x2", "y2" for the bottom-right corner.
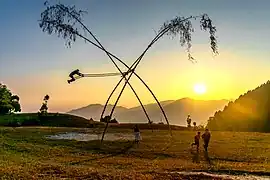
[
  {"x1": 67, "y1": 69, "x2": 131, "y2": 83},
  {"x1": 77, "y1": 72, "x2": 124, "y2": 78}
]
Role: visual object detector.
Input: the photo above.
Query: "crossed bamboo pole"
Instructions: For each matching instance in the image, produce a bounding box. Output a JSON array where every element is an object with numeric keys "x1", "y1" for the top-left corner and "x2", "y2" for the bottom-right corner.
[{"x1": 47, "y1": 5, "x2": 198, "y2": 143}]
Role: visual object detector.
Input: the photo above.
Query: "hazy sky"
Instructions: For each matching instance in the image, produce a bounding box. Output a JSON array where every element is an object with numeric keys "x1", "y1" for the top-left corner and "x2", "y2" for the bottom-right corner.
[{"x1": 1, "y1": 0, "x2": 270, "y2": 112}]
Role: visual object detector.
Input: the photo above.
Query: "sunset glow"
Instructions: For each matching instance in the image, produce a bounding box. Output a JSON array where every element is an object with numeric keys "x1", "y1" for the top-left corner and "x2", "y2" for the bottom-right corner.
[
  {"x1": 1, "y1": 1, "x2": 270, "y2": 112},
  {"x1": 194, "y1": 83, "x2": 207, "y2": 95}
]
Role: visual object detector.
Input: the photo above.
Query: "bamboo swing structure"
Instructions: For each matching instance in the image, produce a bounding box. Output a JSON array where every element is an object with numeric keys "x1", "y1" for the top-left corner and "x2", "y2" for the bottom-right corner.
[{"x1": 39, "y1": 1, "x2": 218, "y2": 143}]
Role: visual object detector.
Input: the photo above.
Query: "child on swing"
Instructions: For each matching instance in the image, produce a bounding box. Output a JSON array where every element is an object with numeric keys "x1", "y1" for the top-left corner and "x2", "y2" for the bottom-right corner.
[{"x1": 67, "y1": 69, "x2": 84, "y2": 84}]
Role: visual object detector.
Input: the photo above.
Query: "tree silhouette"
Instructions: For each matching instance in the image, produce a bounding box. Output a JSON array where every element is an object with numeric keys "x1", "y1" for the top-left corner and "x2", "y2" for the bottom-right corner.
[
  {"x1": 100, "y1": 116, "x2": 118, "y2": 123},
  {"x1": 0, "y1": 83, "x2": 21, "y2": 114},
  {"x1": 39, "y1": 1, "x2": 218, "y2": 142},
  {"x1": 193, "y1": 122, "x2": 197, "y2": 127},
  {"x1": 187, "y1": 115, "x2": 192, "y2": 128},
  {"x1": 44, "y1": 94, "x2": 49, "y2": 101},
  {"x1": 39, "y1": 94, "x2": 50, "y2": 114},
  {"x1": 207, "y1": 81, "x2": 270, "y2": 132}
]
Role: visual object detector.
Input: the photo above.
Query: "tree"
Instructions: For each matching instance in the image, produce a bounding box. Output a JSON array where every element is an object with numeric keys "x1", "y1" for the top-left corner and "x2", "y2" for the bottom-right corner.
[
  {"x1": 0, "y1": 83, "x2": 21, "y2": 115},
  {"x1": 39, "y1": 94, "x2": 50, "y2": 114},
  {"x1": 186, "y1": 115, "x2": 192, "y2": 128},
  {"x1": 207, "y1": 81, "x2": 270, "y2": 132},
  {"x1": 100, "y1": 116, "x2": 118, "y2": 123},
  {"x1": 44, "y1": 94, "x2": 49, "y2": 101},
  {"x1": 193, "y1": 122, "x2": 197, "y2": 128},
  {"x1": 39, "y1": 1, "x2": 218, "y2": 142}
]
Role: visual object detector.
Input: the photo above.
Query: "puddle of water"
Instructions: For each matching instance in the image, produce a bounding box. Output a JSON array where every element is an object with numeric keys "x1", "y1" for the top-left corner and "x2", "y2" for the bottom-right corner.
[
  {"x1": 46, "y1": 132, "x2": 134, "y2": 141},
  {"x1": 175, "y1": 172, "x2": 270, "y2": 180}
]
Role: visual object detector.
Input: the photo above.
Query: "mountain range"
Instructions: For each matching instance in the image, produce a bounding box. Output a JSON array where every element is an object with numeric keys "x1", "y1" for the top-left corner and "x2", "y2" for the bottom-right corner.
[{"x1": 67, "y1": 98, "x2": 229, "y2": 126}]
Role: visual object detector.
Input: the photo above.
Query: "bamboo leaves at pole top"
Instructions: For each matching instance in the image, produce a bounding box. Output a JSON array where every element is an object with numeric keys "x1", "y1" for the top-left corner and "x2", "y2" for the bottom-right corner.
[
  {"x1": 159, "y1": 14, "x2": 218, "y2": 62},
  {"x1": 39, "y1": 1, "x2": 87, "y2": 48},
  {"x1": 39, "y1": 2, "x2": 218, "y2": 60}
]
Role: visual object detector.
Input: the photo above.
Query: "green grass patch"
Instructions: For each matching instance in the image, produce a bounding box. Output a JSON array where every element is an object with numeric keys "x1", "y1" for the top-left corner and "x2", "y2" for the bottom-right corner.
[{"x1": 0, "y1": 113, "x2": 103, "y2": 128}]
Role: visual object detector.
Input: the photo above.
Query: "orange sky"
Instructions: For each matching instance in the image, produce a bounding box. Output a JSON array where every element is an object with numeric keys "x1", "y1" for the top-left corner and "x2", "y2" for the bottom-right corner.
[
  {"x1": 2, "y1": 1, "x2": 270, "y2": 113},
  {"x1": 4, "y1": 46, "x2": 270, "y2": 112}
]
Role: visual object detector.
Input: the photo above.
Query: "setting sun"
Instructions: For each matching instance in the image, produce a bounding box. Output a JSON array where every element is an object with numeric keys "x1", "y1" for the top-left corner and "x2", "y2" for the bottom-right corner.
[{"x1": 194, "y1": 83, "x2": 207, "y2": 95}]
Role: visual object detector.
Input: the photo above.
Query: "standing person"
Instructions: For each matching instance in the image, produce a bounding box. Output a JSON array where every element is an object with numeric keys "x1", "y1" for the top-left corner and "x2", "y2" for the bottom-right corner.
[
  {"x1": 191, "y1": 132, "x2": 201, "y2": 151},
  {"x1": 202, "y1": 129, "x2": 211, "y2": 151},
  {"x1": 133, "y1": 124, "x2": 141, "y2": 144}
]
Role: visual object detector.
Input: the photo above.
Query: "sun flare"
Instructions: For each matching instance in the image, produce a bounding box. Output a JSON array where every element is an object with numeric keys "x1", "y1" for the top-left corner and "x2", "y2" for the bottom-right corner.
[{"x1": 193, "y1": 83, "x2": 207, "y2": 95}]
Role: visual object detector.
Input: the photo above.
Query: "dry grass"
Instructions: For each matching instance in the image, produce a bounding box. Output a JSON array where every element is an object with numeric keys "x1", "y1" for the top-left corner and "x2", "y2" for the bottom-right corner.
[{"x1": 0, "y1": 127, "x2": 269, "y2": 179}]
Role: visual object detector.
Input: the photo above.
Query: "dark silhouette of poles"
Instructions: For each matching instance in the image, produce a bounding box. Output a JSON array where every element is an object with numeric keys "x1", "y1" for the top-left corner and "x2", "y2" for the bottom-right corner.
[
  {"x1": 39, "y1": 3, "x2": 218, "y2": 144},
  {"x1": 56, "y1": 9, "x2": 173, "y2": 142}
]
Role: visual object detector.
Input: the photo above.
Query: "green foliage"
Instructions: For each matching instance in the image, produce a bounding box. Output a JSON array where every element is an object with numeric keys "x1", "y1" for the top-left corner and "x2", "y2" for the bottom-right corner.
[
  {"x1": 207, "y1": 80, "x2": 270, "y2": 132},
  {"x1": 0, "y1": 113, "x2": 101, "y2": 128},
  {"x1": 0, "y1": 83, "x2": 21, "y2": 115}
]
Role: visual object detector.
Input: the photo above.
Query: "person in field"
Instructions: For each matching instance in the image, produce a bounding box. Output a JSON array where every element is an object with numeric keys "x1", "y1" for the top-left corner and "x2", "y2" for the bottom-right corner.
[
  {"x1": 202, "y1": 129, "x2": 211, "y2": 151},
  {"x1": 133, "y1": 124, "x2": 141, "y2": 144},
  {"x1": 191, "y1": 132, "x2": 201, "y2": 151}
]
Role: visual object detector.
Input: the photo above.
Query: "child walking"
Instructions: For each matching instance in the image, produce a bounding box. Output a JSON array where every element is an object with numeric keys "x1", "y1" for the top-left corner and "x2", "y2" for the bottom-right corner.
[
  {"x1": 191, "y1": 132, "x2": 201, "y2": 151},
  {"x1": 133, "y1": 124, "x2": 141, "y2": 144}
]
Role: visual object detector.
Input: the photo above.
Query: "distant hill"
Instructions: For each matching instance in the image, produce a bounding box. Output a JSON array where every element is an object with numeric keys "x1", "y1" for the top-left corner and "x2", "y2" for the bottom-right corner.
[
  {"x1": 67, "y1": 104, "x2": 128, "y2": 121},
  {"x1": 207, "y1": 80, "x2": 270, "y2": 132},
  {"x1": 0, "y1": 113, "x2": 103, "y2": 128},
  {"x1": 67, "y1": 98, "x2": 228, "y2": 126}
]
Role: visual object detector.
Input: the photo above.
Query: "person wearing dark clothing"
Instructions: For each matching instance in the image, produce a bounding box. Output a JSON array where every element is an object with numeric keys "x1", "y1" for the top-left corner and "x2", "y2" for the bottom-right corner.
[
  {"x1": 202, "y1": 129, "x2": 211, "y2": 151},
  {"x1": 133, "y1": 125, "x2": 141, "y2": 144},
  {"x1": 67, "y1": 69, "x2": 84, "y2": 84},
  {"x1": 191, "y1": 132, "x2": 201, "y2": 151}
]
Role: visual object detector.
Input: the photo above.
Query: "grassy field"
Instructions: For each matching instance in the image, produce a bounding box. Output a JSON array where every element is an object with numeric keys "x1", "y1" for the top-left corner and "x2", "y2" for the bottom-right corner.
[{"x1": 0, "y1": 127, "x2": 270, "y2": 179}]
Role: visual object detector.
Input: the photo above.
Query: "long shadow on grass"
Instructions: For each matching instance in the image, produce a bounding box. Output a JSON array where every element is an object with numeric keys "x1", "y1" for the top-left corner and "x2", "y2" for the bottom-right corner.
[
  {"x1": 190, "y1": 149, "x2": 200, "y2": 163},
  {"x1": 66, "y1": 141, "x2": 176, "y2": 165},
  {"x1": 204, "y1": 151, "x2": 212, "y2": 165},
  {"x1": 209, "y1": 157, "x2": 247, "y2": 162},
  {"x1": 68, "y1": 140, "x2": 135, "y2": 165},
  {"x1": 190, "y1": 149, "x2": 213, "y2": 165}
]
